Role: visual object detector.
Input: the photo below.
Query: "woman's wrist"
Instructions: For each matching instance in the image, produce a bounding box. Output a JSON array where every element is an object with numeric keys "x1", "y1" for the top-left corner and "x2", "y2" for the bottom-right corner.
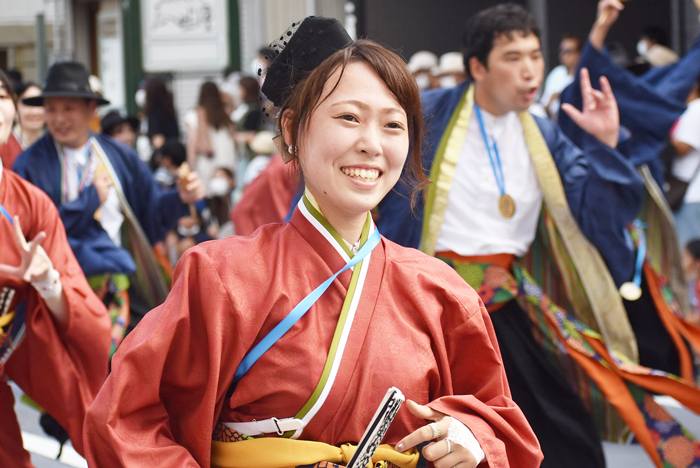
[{"x1": 31, "y1": 268, "x2": 63, "y2": 299}]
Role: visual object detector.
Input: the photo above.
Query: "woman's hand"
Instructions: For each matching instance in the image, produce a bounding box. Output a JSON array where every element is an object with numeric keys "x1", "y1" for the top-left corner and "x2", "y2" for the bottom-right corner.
[
  {"x1": 0, "y1": 216, "x2": 51, "y2": 283},
  {"x1": 561, "y1": 68, "x2": 620, "y2": 149},
  {"x1": 0, "y1": 215, "x2": 68, "y2": 326},
  {"x1": 395, "y1": 400, "x2": 478, "y2": 468}
]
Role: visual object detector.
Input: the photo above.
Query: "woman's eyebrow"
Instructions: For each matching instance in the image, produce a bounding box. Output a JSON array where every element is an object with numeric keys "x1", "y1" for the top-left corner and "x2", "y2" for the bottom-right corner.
[{"x1": 330, "y1": 99, "x2": 405, "y2": 115}]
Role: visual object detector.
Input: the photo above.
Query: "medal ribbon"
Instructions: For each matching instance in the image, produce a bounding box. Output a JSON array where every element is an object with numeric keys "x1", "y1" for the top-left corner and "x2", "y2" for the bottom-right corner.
[
  {"x1": 233, "y1": 227, "x2": 381, "y2": 383},
  {"x1": 631, "y1": 220, "x2": 647, "y2": 289},
  {"x1": 474, "y1": 104, "x2": 507, "y2": 199}
]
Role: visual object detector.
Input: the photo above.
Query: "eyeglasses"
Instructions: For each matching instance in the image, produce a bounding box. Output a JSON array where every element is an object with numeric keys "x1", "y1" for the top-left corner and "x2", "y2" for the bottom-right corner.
[{"x1": 559, "y1": 48, "x2": 577, "y2": 55}]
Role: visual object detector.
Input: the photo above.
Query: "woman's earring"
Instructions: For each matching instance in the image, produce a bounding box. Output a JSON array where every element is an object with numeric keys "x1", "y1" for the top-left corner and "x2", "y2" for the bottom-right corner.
[
  {"x1": 281, "y1": 145, "x2": 297, "y2": 164},
  {"x1": 273, "y1": 134, "x2": 296, "y2": 164}
]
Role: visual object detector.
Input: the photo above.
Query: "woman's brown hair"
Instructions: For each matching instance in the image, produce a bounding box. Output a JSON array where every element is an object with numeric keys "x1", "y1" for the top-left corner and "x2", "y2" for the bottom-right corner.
[
  {"x1": 144, "y1": 77, "x2": 176, "y2": 116},
  {"x1": 239, "y1": 77, "x2": 260, "y2": 104},
  {"x1": 198, "y1": 81, "x2": 232, "y2": 130},
  {"x1": 0, "y1": 69, "x2": 17, "y2": 108},
  {"x1": 278, "y1": 39, "x2": 428, "y2": 205}
]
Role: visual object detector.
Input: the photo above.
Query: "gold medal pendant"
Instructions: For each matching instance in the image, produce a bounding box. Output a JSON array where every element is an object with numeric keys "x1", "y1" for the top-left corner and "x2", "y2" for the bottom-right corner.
[
  {"x1": 619, "y1": 282, "x2": 642, "y2": 301},
  {"x1": 499, "y1": 194, "x2": 516, "y2": 218}
]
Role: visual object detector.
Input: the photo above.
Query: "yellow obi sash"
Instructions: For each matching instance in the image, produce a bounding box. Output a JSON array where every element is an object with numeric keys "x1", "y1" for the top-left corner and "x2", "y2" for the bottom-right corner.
[
  {"x1": 422, "y1": 84, "x2": 638, "y2": 361},
  {"x1": 211, "y1": 438, "x2": 419, "y2": 468}
]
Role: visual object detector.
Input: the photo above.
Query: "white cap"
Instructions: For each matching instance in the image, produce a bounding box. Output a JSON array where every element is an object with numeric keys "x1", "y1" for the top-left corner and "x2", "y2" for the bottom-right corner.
[
  {"x1": 438, "y1": 52, "x2": 465, "y2": 76},
  {"x1": 407, "y1": 51, "x2": 438, "y2": 74}
]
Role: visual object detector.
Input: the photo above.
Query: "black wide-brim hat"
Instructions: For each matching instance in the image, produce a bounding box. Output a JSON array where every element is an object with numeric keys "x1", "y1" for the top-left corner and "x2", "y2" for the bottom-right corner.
[
  {"x1": 261, "y1": 17, "x2": 352, "y2": 108},
  {"x1": 23, "y1": 61, "x2": 110, "y2": 107}
]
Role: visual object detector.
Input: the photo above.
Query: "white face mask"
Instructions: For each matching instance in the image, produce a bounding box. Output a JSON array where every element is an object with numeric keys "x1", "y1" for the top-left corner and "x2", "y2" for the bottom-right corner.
[
  {"x1": 153, "y1": 166, "x2": 175, "y2": 186},
  {"x1": 415, "y1": 73, "x2": 431, "y2": 91},
  {"x1": 177, "y1": 224, "x2": 201, "y2": 237},
  {"x1": 135, "y1": 89, "x2": 146, "y2": 108},
  {"x1": 637, "y1": 40, "x2": 649, "y2": 57},
  {"x1": 440, "y1": 75, "x2": 458, "y2": 89},
  {"x1": 208, "y1": 177, "x2": 230, "y2": 197}
]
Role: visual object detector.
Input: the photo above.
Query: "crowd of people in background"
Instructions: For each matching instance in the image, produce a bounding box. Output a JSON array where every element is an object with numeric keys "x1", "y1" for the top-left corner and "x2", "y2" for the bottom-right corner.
[{"x1": 2, "y1": 0, "x2": 700, "y2": 466}]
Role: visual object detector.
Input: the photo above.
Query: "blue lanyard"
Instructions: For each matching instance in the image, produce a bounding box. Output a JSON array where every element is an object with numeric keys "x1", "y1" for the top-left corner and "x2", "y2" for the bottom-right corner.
[
  {"x1": 474, "y1": 104, "x2": 506, "y2": 197},
  {"x1": 0, "y1": 203, "x2": 13, "y2": 225},
  {"x1": 631, "y1": 220, "x2": 647, "y2": 288},
  {"x1": 233, "y1": 228, "x2": 381, "y2": 383}
]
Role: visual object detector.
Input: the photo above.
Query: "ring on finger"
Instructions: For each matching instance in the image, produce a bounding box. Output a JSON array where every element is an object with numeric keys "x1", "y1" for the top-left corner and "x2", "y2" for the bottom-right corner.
[
  {"x1": 429, "y1": 422, "x2": 441, "y2": 439},
  {"x1": 446, "y1": 439, "x2": 451, "y2": 454}
]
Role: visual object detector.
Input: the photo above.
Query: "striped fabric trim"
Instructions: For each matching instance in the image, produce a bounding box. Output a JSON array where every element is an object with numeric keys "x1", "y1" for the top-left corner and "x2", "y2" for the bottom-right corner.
[{"x1": 288, "y1": 193, "x2": 375, "y2": 438}]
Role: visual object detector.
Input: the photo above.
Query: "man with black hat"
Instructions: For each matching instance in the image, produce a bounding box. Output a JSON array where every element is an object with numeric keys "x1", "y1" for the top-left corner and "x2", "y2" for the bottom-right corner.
[{"x1": 12, "y1": 61, "x2": 205, "y2": 356}]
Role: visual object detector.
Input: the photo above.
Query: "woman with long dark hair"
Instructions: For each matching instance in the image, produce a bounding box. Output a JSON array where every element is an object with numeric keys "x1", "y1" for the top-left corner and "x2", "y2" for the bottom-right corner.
[
  {"x1": 144, "y1": 77, "x2": 179, "y2": 149},
  {"x1": 185, "y1": 81, "x2": 237, "y2": 189}
]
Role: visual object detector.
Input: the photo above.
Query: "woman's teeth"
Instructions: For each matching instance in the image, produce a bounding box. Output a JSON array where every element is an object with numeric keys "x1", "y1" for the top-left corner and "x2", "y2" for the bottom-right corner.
[{"x1": 341, "y1": 167, "x2": 380, "y2": 181}]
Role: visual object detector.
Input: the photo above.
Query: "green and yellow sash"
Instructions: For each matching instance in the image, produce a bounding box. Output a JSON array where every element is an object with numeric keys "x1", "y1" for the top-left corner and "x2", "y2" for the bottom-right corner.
[
  {"x1": 421, "y1": 84, "x2": 638, "y2": 361},
  {"x1": 221, "y1": 191, "x2": 376, "y2": 445}
]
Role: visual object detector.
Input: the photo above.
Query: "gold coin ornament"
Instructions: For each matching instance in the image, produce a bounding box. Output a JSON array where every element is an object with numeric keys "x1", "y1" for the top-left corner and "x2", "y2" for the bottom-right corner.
[
  {"x1": 619, "y1": 282, "x2": 642, "y2": 301},
  {"x1": 499, "y1": 194, "x2": 516, "y2": 219}
]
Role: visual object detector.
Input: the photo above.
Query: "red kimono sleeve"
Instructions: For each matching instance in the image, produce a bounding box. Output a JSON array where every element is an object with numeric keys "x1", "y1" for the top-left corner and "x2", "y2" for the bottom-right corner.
[
  {"x1": 231, "y1": 156, "x2": 298, "y2": 236},
  {"x1": 3, "y1": 176, "x2": 111, "y2": 456},
  {"x1": 427, "y1": 287, "x2": 543, "y2": 468},
  {"x1": 84, "y1": 245, "x2": 244, "y2": 467}
]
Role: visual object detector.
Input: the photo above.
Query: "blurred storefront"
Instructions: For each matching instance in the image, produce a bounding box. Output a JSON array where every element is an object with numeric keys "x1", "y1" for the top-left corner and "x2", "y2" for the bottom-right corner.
[{"x1": 1, "y1": 0, "x2": 697, "y2": 126}]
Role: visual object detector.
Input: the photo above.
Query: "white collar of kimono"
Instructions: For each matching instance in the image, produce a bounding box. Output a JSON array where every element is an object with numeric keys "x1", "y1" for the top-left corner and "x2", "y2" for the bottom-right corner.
[
  {"x1": 298, "y1": 188, "x2": 376, "y2": 264},
  {"x1": 0, "y1": 157, "x2": 4, "y2": 187}
]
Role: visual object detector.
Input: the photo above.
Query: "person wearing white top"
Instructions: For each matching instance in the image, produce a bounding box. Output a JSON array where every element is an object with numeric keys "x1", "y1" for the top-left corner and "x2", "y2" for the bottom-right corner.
[
  {"x1": 539, "y1": 35, "x2": 581, "y2": 120},
  {"x1": 671, "y1": 80, "x2": 700, "y2": 249},
  {"x1": 13, "y1": 61, "x2": 206, "y2": 354},
  {"x1": 185, "y1": 81, "x2": 238, "y2": 191},
  {"x1": 378, "y1": 3, "x2": 651, "y2": 468}
]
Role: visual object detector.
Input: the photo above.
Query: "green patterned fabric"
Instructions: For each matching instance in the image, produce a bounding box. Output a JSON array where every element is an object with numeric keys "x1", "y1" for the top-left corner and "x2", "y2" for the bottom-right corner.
[{"x1": 438, "y1": 252, "x2": 700, "y2": 467}]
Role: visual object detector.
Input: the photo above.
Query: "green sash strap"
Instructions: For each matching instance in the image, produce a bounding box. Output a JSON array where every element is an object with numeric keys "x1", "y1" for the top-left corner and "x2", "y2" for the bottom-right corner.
[
  {"x1": 90, "y1": 139, "x2": 170, "y2": 309},
  {"x1": 225, "y1": 191, "x2": 375, "y2": 440},
  {"x1": 637, "y1": 164, "x2": 691, "y2": 315},
  {"x1": 283, "y1": 193, "x2": 372, "y2": 437}
]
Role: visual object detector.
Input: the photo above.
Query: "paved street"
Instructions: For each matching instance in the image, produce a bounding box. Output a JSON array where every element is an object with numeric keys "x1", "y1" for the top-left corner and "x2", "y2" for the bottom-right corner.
[
  {"x1": 11, "y1": 382, "x2": 700, "y2": 468},
  {"x1": 11, "y1": 382, "x2": 87, "y2": 468}
]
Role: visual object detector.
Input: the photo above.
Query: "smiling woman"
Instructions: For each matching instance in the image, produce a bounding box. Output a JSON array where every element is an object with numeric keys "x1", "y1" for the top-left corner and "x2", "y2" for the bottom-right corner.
[
  {"x1": 278, "y1": 42, "x2": 426, "y2": 242},
  {"x1": 84, "y1": 17, "x2": 542, "y2": 468},
  {"x1": 14, "y1": 82, "x2": 45, "y2": 149}
]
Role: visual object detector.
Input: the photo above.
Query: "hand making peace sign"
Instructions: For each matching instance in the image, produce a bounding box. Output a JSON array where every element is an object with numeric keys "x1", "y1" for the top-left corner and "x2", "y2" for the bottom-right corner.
[{"x1": 0, "y1": 215, "x2": 52, "y2": 284}]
